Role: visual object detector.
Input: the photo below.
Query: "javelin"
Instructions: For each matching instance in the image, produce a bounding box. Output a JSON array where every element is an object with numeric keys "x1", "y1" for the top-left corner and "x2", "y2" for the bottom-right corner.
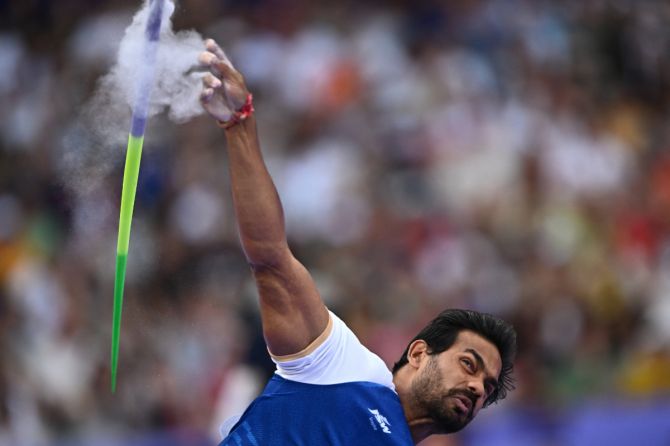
[{"x1": 111, "y1": 0, "x2": 165, "y2": 393}]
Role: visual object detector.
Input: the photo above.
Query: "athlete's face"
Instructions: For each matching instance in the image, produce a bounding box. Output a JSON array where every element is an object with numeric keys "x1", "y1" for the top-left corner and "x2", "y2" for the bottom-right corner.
[{"x1": 410, "y1": 330, "x2": 502, "y2": 433}]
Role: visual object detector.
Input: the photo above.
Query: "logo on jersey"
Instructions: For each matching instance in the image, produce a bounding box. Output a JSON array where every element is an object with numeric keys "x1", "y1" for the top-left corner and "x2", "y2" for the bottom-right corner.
[{"x1": 368, "y1": 408, "x2": 392, "y2": 434}]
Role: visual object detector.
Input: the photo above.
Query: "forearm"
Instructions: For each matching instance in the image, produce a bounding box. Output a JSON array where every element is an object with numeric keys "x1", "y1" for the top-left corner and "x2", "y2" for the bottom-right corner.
[{"x1": 223, "y1": 115, "x2": 288, "y2": 266}]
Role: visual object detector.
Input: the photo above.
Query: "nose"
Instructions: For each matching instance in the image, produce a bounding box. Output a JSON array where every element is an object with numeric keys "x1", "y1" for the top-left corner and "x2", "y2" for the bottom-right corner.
[{"x1": 467, "y1": 379, "x2": 485, "y2": 403}]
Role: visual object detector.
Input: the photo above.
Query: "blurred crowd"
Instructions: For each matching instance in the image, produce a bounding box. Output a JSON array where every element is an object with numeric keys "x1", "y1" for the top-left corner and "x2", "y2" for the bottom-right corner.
[{"x1": 2, "y1": 0, "x2": 670, "y2": 445}]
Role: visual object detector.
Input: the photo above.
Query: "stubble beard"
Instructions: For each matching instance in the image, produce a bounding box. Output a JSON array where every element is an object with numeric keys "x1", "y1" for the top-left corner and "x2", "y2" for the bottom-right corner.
[{"x1": 410, "y1": 357, "x2": 475, "y2": 434}]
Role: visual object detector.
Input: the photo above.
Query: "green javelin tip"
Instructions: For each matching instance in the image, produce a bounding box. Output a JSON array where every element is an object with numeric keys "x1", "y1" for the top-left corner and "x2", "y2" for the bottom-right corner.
[{"x1": 111, "y1": 133, "x2": 144, "y2": 393}]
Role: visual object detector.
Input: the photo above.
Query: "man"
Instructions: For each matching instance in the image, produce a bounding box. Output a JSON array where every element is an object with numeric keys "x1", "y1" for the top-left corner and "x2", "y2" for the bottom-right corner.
[{"x1": 198, "y1": 38, "x2": 516, "y2": 445}]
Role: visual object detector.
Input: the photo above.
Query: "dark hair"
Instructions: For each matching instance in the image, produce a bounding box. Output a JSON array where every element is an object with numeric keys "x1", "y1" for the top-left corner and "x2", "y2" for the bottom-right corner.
[{"x1": 392, "y1": 309, "x2": 517, "y2": 407}]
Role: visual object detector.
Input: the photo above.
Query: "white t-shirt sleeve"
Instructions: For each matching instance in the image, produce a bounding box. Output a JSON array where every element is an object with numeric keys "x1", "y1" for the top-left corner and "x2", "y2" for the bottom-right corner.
[{"x1": 270, "y1": 311, "x2": 395, "y2": 390}]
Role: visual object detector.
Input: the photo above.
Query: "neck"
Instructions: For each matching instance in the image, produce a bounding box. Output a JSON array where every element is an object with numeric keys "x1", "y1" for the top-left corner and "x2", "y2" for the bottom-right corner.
[{"x1": 393, "y1": 368, "x2": 439, "y2": 444}]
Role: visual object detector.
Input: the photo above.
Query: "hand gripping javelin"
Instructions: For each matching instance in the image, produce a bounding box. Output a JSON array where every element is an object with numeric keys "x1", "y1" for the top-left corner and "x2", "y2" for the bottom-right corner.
[{"x1": 111, "y1": 0, "x2": 165, "y2": 393}]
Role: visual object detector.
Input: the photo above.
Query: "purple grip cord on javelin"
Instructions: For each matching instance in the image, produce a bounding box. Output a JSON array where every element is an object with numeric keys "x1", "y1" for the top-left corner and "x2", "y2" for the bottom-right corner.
[
  {"x1": 130, "y1": 116, "x2": 147, "y2": 137},
  {"x1": 129, "y1": 0, "x2": 165, "y2": 138},
  {"x1": 145, "y1": 0, "x2": 164, "y2": 41}
]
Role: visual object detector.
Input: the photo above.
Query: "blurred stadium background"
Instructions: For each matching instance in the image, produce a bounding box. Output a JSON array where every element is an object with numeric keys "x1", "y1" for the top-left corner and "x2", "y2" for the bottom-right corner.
[{"x1": 2, "y1": 0, "x2": 670, "y2": 445}]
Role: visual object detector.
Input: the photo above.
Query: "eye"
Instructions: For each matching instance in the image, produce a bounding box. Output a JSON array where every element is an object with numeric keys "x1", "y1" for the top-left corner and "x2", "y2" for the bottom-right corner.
[{"x1": 461, "y1": 358, "x2": 475, "y2": 372}]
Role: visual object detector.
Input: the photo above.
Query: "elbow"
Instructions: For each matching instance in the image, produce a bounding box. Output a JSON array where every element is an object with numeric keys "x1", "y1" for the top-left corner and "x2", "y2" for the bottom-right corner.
[
  {"x1": 247, "y1": 260, "x2": 278, "y2": 274},
  {"x1": 243, "y1": 243, "x2": 291, "y2": 272}
]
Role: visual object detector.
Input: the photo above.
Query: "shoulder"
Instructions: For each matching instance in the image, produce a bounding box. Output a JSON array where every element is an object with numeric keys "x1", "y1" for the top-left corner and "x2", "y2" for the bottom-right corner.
[{"x1": 272, "y1": 311, "x2": 395, "y2": 390}]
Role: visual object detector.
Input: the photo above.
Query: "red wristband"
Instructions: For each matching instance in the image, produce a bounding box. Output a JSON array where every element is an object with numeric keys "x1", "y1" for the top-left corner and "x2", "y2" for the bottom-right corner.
[{"x1": 218, "y1": 93, "x2": 254, "y2": 129}]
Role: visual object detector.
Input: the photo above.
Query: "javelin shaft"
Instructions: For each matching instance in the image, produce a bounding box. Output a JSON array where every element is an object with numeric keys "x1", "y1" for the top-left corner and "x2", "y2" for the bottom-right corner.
[
  {"x1": 111, "y1": 0, "x2": 165, "y2": 393},
  {"x1": 111, "y1": 134, "x2": 143, "y2": 393}
]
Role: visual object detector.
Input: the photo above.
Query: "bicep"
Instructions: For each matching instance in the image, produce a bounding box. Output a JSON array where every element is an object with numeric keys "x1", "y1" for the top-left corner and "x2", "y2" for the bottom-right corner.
[{"x1": 251, "y1": 252, "x2": 329, "y2": 356}]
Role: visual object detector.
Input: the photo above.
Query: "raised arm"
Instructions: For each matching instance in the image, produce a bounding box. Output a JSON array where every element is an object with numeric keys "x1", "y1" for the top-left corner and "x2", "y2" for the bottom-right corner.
[{"x1": 198, "y1": 39, "x2": 329, "y2": 356}]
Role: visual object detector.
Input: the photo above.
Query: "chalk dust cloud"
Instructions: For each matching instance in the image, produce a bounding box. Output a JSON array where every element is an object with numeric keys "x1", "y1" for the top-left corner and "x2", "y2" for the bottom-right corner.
[{"x1": 60, "y1": 0, "x2": 207, "y2": 198}]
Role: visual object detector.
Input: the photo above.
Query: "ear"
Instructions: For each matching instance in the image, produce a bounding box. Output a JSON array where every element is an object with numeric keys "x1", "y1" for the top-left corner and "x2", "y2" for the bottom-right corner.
[{"x1": 406, "y1": 340, "x2": 429, "y2": 370}]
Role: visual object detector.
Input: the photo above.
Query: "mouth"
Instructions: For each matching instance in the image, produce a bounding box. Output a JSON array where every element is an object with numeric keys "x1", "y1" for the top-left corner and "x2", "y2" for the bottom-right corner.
[{"x1": 452, "y1": 395, "x2": 472, "y2": 415}]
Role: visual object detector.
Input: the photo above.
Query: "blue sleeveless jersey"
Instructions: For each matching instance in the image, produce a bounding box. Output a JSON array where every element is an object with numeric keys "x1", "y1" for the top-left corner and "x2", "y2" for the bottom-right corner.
[{"x1": 219, "y1": 375, "x2": 414, "y2": 445}]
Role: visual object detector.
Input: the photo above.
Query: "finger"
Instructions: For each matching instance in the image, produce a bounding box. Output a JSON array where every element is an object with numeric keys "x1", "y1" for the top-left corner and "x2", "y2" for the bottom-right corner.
[
  {"x1": 203, "y1": 73, "x2": 222, "y2": 89},
  {"x1": 198, "y1": 51, "x2": 218, "y2": 68},
  {"x1": 200, "y1": 87, "x2": 214, "y2": 104},
  {"x1": 205, "y1": 38, "x2": 233, "y2": 67},
  {"x1": 199, "y1": 50, "x2": 237, "y2": 82},
  {"x1": 213, "y1": 58, "x2": 239, "y2": 80},
  {"x1": 198, "y1": 51, "x2": 225, "y2": 79}
]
